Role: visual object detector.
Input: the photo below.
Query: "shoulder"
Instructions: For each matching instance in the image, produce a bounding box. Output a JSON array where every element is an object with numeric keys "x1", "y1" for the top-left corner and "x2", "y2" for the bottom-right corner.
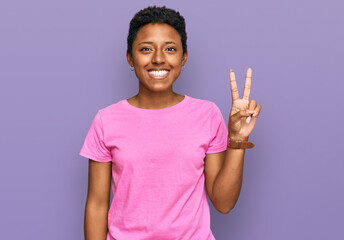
[
  {"x1": 97, "y1": 98, "x2": 128, "y2": 117},
  {"x1": 186, "y1": 95, "x2": 220, "y2": 113}
]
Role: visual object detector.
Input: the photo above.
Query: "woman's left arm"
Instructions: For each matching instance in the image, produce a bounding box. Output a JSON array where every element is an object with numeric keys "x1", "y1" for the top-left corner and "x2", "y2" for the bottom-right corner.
[{"x1": 204, "y1": 68, "x2": 262, "y2": 214}]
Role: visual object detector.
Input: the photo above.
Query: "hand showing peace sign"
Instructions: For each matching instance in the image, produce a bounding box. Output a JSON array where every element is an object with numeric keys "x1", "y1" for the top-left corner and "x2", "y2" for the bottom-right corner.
[{"x1": 228, "y1": 68, "x2": 262, "y2": 140}]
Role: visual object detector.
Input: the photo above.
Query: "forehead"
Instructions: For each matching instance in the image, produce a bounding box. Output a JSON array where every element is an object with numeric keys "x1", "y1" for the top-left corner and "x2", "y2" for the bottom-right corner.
[{"x1": 134, "y1": 23, "x2": 182, "y2": 44}]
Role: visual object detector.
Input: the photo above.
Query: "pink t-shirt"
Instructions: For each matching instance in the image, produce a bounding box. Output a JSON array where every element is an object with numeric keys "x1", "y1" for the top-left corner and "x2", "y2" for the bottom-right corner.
[{"x1": 79, "y1": 95, "x2": 228, "y2": 240}]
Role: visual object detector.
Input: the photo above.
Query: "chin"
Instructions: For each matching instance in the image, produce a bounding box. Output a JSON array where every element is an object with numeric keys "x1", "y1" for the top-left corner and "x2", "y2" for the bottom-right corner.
[{"x1": 144, "y1": 83, "x2": 173, "y2": 93}]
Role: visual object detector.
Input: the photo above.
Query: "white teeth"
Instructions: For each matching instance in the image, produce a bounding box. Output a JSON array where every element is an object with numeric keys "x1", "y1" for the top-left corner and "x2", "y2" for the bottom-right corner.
[{"x1": 148, "y1": 70, "x2": 169, "y2": 76}]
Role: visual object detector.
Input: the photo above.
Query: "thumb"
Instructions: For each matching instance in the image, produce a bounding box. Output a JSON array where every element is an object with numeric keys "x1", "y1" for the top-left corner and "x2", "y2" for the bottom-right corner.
[{"x1": 230, "y1": 110, "x2": 249, "y2": 124}]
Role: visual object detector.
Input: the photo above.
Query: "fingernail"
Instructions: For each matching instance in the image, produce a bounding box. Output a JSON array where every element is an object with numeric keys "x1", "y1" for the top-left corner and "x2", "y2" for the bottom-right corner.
[{"x1": 230, "y1": 69, "x2": 233, "y2": 72}]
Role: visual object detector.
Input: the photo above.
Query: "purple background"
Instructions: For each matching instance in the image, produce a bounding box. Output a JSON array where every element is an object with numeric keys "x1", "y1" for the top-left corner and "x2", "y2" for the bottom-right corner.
[{"x1": 1, "y1": 0, "x2": 343, "y2": 239}]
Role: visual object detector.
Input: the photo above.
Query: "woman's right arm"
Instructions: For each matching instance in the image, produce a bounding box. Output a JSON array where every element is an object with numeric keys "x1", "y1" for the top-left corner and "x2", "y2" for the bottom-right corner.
[{"x1": 85, "y1": 159, "x2": 112, "y2": 240}]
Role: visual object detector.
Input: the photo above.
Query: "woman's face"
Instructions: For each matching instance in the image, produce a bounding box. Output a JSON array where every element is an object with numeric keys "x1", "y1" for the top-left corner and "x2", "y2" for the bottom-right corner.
[{"x1": 127, "y1": 23, "x2": 187, "y2": 93}]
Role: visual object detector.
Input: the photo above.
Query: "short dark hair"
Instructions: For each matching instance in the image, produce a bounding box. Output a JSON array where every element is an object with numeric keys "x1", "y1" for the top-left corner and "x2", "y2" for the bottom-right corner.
[{"x1": 127, "y1": 6, "x2": 187, "y2": 56}]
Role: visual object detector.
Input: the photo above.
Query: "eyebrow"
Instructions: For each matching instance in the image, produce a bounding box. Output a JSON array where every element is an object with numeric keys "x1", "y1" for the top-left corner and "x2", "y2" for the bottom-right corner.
[{"x1": 138, "y1": 41, "x2": 176, "y2": 45}]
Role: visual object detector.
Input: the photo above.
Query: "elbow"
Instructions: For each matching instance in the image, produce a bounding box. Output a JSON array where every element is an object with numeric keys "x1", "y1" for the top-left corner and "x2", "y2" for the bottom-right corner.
[
  {"x1": 86, "y1": 197, "x2": 109, "y2": 212},
  {"x1": 219, "y1": 207, "x2": 232, "y2": 215},
  {"x1": 217, "y1": 203, "x2": 236, "y2": 215},
  {"x1": 211, "y1": 194, "x2": 238, "y2": 214}
]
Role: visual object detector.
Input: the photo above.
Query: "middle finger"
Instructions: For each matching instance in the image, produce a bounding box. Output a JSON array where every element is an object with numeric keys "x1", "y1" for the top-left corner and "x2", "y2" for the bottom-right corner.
[{"x1": 243, "y1": 68, "x2": 252, "y2": 100}]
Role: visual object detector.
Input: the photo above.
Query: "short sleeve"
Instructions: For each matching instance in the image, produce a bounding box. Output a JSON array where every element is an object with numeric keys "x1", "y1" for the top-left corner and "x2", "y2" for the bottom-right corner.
[
  {"x1": 79, "y1": 111, "x2": 112, "y2": 162},
  {"x1": 206, "y1": 103, "x2": 229, "y2": 154}
]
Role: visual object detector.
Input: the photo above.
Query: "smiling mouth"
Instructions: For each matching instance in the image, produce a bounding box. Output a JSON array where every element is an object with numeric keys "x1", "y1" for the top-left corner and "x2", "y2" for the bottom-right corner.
[{"x1": 148, "y1": 70, "x2": 170, "y2": 79}]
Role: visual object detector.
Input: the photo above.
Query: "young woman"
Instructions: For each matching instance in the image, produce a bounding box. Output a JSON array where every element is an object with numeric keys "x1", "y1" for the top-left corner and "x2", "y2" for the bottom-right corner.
[{"x1": 80, "y1": 6, "x2": 261, "y2": 240}]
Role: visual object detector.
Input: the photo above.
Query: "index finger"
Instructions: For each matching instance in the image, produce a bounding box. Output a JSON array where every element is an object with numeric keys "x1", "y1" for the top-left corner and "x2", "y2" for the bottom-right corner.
[
  {"x1": 230, "y1": 69, "x2": 240, "y2": 101},
  {"x1": 243, "y1": 68, "x2": 252, "y2": 100}
]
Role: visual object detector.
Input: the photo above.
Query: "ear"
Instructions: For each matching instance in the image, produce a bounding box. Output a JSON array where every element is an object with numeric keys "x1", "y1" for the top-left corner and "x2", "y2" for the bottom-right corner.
[
  {"x1": 126, "y1": 51, "x2": 134, "y2": 67},
  {"x1": 181, "y1": 50, "x2": 188, "y2": 66}
]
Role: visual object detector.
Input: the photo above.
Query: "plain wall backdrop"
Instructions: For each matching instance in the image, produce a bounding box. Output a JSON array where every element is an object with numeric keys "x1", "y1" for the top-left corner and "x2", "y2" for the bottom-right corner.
[{"x1": 1, "y1": 0, "x2": 343, "y2": 239}]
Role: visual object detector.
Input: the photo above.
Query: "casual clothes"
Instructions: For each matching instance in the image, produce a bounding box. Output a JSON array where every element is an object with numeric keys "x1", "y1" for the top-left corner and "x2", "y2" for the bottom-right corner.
[{"x1": 79, "y1": 95, "x2": 228, "y2": 240}]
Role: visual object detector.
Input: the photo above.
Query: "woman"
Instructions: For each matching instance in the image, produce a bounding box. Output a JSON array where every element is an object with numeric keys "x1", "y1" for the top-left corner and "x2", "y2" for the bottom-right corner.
[{"x1": 80, "y1": 6, "x2": 261, "y2": 240}]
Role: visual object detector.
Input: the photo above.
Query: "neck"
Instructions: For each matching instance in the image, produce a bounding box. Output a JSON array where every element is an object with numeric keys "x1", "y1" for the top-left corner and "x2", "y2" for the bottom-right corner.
[{"x1": 129, "y1": 88, "x2": 184, "y2": 109}]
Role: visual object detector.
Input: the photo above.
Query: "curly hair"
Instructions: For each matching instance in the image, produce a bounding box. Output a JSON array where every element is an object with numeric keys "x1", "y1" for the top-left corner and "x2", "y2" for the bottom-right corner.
[{"x1": 127, "y1": 6, "x2": 187, "y2": 56}]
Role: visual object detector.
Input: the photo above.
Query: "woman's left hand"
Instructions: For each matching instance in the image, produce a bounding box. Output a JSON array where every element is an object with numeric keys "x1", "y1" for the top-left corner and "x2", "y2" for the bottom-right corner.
[{"x1": 228, "y1": 68, "x2": 262, "y2": 140}]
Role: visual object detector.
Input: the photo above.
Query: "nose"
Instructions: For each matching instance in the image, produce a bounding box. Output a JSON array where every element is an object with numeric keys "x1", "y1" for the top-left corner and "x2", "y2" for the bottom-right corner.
[{"x1": 152, "y1": 49, "x2": 165, "y2": 64}]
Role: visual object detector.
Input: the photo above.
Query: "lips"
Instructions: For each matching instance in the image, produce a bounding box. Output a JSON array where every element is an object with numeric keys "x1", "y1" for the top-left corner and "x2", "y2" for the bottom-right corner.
[{"x1": 147, "y1": 70, "x2": 170, "y2": 79}]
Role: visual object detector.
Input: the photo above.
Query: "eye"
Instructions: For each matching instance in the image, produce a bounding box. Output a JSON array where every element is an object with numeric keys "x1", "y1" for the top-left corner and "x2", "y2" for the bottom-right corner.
[
  {"x1": 140, "y1": 47, "x2": 152, "y2": 52},
  {"x1": 166, "y1": 47, "x2": 176, "y2": 52}
]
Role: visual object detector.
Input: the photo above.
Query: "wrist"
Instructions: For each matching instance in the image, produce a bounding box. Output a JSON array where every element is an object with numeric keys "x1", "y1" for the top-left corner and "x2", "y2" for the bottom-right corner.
[
  {"x1": 229, "y1": 135, "x2": 249, "y2": 141},
  {"x1": 228, "y1": 135, "x2": 255, "y2": 149}
]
